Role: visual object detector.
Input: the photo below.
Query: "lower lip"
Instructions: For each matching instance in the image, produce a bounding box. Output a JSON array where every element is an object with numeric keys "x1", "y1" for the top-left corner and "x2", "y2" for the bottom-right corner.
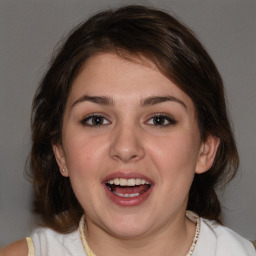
[{"x1": 103, "y1": 184, "x2": 153, "y2": 207}]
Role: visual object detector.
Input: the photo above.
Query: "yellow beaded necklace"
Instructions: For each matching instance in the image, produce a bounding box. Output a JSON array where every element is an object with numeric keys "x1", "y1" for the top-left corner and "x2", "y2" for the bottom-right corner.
[{"x1": 79, "y1": 211, "x2": 200, "y2": 256}]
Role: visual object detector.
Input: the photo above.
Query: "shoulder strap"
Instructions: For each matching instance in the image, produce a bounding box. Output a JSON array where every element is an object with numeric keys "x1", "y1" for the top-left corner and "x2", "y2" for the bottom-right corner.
[{"x1": 26, "y1": 237, "x2": 35, "y2": 256}]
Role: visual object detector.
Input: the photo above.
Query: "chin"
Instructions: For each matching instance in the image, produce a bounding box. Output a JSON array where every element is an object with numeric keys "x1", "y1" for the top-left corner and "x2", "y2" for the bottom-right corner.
[
  {"x1": 109, "y1": 226, "x2": 151, "y2": 239},
  {"x1": 103, "y1": 213, "x2": 154, "y2": 239}
]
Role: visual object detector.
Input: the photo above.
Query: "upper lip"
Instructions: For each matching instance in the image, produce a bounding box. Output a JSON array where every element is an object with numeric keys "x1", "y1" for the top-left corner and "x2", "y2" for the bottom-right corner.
[{"x1": 102, "y1": 172, "x2": 154, "y2": 185}]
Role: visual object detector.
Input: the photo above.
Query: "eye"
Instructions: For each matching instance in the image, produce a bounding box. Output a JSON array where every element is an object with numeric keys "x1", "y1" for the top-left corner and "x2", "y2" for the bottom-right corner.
[
  {"x1": 146, "y1": 114, "x2": 177, "y2": 127},
  {"x1": 81, "y1": 114, "x2": 110, "y2": 127}
]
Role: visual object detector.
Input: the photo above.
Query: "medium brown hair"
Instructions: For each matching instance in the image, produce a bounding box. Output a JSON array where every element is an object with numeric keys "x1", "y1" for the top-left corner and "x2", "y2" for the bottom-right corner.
[{"x1": 30, "y1": 5, "x2": 239, "y2": 232}]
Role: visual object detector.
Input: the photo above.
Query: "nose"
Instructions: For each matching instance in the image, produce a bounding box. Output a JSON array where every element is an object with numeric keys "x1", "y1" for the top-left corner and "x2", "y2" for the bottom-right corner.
[{"x1": 109, "y1": 124, "x2": 145, "y2": 163}]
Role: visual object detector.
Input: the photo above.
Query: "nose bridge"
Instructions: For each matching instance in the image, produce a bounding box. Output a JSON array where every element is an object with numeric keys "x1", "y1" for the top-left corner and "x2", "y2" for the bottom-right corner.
[{"x1": 109, "y1": 119, "x2": 144, "y2": 162}]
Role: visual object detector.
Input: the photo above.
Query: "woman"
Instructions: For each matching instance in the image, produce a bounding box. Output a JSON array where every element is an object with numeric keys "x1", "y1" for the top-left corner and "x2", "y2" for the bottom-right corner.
[{"x1": 1, "y1": 5, "x2": 255, "y2": 256}]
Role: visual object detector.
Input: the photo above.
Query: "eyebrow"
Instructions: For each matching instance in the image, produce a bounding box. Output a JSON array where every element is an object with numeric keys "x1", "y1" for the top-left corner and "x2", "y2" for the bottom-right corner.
[
  {"x1": 72, "y1": 95, "x2": 114, "y2": 108},
  {"x1": 141, "y1": 96, "x2": 187, "y2": 109},
  {"x1": 71, "y1": 95, "x2": 187, "y2": 109}
]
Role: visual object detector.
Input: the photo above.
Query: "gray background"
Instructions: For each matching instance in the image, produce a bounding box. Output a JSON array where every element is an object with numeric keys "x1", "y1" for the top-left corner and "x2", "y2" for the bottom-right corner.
[{"x1": 0, "y1": 0, "x2": 255, "y2": 247}]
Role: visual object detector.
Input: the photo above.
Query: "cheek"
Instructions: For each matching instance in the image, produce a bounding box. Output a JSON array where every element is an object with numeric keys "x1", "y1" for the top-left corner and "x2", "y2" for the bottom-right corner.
[
  {"x1": 63, "y1": 135, "x2": 108, "y2": 207},
  {"x1": 63, "y1": 133, "x2": 108, "y2": 175},
  {"x1": 148, "y1": 132, "x2": 200, "y2": 176}
]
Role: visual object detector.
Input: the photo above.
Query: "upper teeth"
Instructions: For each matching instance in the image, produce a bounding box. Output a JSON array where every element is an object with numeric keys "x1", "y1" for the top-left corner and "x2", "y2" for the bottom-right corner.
[{"x1": 106, "y1": 178, "x2": 151, "y2": 186}]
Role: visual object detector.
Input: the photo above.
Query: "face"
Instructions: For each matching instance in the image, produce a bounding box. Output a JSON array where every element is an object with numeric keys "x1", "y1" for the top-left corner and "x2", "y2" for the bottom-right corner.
[{"x1": 54, "y1": 53, "x2": 218, "y2": 239}]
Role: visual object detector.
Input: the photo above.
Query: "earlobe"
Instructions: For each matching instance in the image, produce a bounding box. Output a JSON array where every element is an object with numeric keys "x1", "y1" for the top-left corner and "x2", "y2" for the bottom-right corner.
[
  {"x1": 195, "y1": 135, "x2": 220, "y2": 174},
  {"x1": 52, "y1": 144, "x2": 69, "y2": 177}
]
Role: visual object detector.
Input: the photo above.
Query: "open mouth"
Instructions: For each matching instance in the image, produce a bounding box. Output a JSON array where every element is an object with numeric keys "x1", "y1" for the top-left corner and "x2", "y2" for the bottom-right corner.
[{"x1": 105, "y1": 178, "x2": 152, "y2": 198}]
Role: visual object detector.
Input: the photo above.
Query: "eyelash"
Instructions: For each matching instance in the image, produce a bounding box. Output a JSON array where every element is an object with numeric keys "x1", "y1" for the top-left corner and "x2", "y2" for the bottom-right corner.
[
  {"x1": 146, "y1": 113, "x2": 177, "y2": 127},
  {"x1": 81, "y1": 114, "x2": 111, "y2": 127},
  {"x1": 81, "y1": 113, "x2": 177, "y2": 127}
]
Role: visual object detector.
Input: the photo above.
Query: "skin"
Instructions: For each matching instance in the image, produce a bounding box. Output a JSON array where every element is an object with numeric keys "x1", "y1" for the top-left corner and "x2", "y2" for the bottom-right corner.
[
  {"x1": 2, "y1": 52, "x2": 219, "y2": 256},
  {"x1": 53, "y1": 53, "x2": 219, "y2": 256},
  {"x1": 0, "y1": 240, "x2": 27, "y2": 256}
]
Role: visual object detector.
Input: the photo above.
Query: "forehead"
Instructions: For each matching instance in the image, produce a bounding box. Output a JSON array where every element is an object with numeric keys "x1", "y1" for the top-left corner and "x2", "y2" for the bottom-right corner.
[{"x1": 67, "y1": 53, "x2": 195, "y2": 111}]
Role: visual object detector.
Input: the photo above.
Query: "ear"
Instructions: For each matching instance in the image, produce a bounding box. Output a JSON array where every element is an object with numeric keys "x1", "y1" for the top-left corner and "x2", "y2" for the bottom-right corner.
[
  {"x1": 195, "y1": 135, "x2": 220, "y2": 174},
  {"x1": 52, "y1": 144, "x2": 69, "y2": 177}
]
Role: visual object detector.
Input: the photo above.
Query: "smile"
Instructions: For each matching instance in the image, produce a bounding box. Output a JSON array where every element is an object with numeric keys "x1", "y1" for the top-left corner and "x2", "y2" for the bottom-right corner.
[
  {"x1": 105, "y1": 178, "x2": 151, "y2": 198},
  {"x1": 103, "y1": 175, "x2": 153, "y2": 206}
]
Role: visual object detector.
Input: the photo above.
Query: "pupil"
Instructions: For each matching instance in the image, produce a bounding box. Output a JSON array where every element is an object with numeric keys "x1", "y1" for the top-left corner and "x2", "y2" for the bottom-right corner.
[
  {"x1": 154, "y1": 117, "x2": 164, "y2": 125},
  {"x1": 93, "y1": 116, "x2": 102, "y2": 125}
]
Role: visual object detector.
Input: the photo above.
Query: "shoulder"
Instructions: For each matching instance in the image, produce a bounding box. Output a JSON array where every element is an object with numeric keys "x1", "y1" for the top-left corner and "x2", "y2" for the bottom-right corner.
[
  {"x1": 0, "y1": 239, "x2": 28, "y2": 256},
  {"x1": 195, "y1": 218, "x2": 256, "y2": 256}
]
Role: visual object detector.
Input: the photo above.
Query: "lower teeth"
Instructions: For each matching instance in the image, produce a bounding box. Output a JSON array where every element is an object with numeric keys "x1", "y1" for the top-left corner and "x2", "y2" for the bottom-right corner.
[{"x1": 113, "y1": 191, "x2": 140, "y2": 198}]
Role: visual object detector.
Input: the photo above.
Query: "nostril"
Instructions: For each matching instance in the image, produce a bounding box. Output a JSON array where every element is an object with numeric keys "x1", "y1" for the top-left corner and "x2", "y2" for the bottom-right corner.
[
  {"x1": 110, "y1": 152, "x2": 141, "y2": 162},
  {"x1": 109, "y1": 136, "x2": 145, "y2": 162}
]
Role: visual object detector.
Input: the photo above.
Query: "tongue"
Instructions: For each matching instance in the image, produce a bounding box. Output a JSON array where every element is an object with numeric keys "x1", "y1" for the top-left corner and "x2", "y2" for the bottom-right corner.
[{"x1": 112, "y1": 184, "x2": 149, "y2": 194}]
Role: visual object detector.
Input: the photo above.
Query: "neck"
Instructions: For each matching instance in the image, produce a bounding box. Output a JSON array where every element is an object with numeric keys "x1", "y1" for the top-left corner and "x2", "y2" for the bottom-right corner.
[{"x1": 83, "y1": 213, "x2": 196, "y2": 256}]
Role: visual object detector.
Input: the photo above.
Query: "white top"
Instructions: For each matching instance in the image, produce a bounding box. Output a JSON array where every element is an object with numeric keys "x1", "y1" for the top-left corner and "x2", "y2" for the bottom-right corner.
[
  {"x1": 30, "y1": 227, "x2": 85, "y2": 255},
  {"x1": 28, "y1": 217, "x2": 256, "y2": 256}
]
